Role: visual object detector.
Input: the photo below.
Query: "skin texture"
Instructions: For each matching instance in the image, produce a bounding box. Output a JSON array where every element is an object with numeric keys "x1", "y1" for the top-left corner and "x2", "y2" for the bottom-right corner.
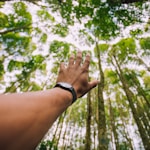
[{"x1": 0, "y1": 51, "x2": 99, "y2": 150}]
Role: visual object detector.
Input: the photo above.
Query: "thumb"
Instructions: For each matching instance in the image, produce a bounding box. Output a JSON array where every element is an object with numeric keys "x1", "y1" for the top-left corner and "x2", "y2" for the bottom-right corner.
[{"x1": 88, "y1": 80, "x2": 99, "y2": 90}]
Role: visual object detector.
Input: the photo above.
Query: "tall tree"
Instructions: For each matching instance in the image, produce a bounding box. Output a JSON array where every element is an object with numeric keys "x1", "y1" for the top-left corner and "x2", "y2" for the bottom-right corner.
[
  {"x1": 108, "y1": 98, "x2": 120, "y2": 150},
  {"x1": 85, "y1": 90, "x2": 92, "y2": 150},
  {"x1": 110, "y1": 52, "x2": 150, "y2": 149},
  {"x1": 95, "y1": 42, "x2": 107, "y2": 150}
]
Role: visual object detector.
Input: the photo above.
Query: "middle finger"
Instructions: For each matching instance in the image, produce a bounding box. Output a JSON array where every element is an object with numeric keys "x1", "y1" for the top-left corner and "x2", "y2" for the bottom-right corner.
[{"x1": 75, "y1": 51, "x2": 82, "y2": 66}]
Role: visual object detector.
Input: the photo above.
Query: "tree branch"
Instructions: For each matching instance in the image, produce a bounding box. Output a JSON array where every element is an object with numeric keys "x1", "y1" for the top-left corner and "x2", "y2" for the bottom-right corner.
[{"x1": 0, "y1": 24, "x2": 31, "y2": 35}]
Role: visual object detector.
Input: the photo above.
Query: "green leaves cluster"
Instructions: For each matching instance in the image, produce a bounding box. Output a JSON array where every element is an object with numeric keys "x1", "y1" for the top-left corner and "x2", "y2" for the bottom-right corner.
[
  {"x1": 140, "y1": 37, "x2": 150, "y2": 52},
  {"x1": 37, "y1": 10, "x2": 55, "y2": 22},
  {"x1": 52, "y1": 24, "x2": 68, "y2": 37},
  {"x1": 0, "y1": 2, "x2": 32, "y2": 32},
  {"x1": 7, "y1": 55, "x2": 45, "y2": 72}
]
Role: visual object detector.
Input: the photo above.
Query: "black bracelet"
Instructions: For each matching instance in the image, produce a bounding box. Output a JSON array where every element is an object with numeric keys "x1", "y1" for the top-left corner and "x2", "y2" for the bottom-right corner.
[{"x1": 54, "y1": 82, "x2": 77, "y2": 103}]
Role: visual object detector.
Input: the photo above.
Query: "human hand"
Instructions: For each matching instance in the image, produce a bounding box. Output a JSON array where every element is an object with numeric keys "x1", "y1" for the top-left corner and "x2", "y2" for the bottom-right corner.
[{"x1": 56, "y1": 51, "x2": 99, "y2": 98}]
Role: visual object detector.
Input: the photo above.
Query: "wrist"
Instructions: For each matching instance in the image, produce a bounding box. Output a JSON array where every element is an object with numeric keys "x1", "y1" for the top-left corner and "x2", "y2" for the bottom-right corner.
[
  {"x1": 54, "y1": 82, "x2": 77, "y2": 103},
  {"x1": 53, "y1": 87, "x2": 73, "y2": 105}
]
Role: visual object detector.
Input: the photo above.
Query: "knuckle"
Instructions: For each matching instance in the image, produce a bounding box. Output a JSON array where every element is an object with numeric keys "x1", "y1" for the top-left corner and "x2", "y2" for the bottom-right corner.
[
  {"x1": 70, "y1": 56, "x2": 74, "y2": 59},
  {"x1": 82, "y1": 65, "x2": 89, "y2": 71},
  {"x1": 77, "y1": 56, "x2": 82, "y2": 60},
  {"x1": 85, "y1": 59, "x2": 90, "y2": 64},
  {"x1": 59, "y1": 66, "x2": 65, "y2": 72}
]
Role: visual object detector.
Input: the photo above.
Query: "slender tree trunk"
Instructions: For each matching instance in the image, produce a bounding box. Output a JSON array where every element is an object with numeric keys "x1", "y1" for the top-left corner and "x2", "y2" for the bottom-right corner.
[
  {"x1": 79, "y1": 126, "x2": 84, "y2": 149},
  {"x1": 108, "y1": 98, "x2": 120, "y2": 150},
  {"x1": 85, "y1": 91, "x2": 92, "y2": 150},
  {"x1": 136, "y1": 100, "x2": 150, "y2": 138},
  {"x1": 138, "y1": 97, "x2": 150, "y2": 121},
  {"x1": 96, "y1": 42, "x2": 107, "y2": 150},
  {"x1": 122, "y1": 121, "x2": 134, "y2": 150},
  {"x1": 69, "y1": 125, "x2": 74, "y2": 149},
  {"x1": 93, "y1": 126, "x2": 96, "y2": 150},
  {"x1": 131, "y1": 75, "x2": 150, "y2": 108},
  {"x1": 51, "y1": 112, "x2": 66, "y2": 149},
  {"x1": 129, "y1": 72, "x2": 150, "y2": 123},
  {"x1": 51, "y1": 115, "x2": 62, "y2": 149},
  {"x1": 63, "y1": 108, "x2": 72, "y2": 150},
  {"x1": 56, "y1": 112, "x2": 66, "y2": 148},
  {"x1": 62, "y1": 122, "x2": 68, "y2": 149},
  {"x1": 116, "y1": 99, "x2": 134, "y2": 150},
  {"x1": 92, "y1": 88, "x2": 98, "y2": 150},
  {"x1": 66, "y1": 123, "x2": 74, "y2": 149},
  {"x1": 110, "y1": 131, "x2": 115, "y2": 150},
  {"x1": 112, "y1": 55, "x2": 150, "y2": 150}
]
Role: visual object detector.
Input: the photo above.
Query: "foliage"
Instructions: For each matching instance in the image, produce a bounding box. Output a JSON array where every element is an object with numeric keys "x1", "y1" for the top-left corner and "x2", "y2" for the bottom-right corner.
[
  {"x1": 38, "y1": 140, "x2": 58, "y2": 150},
  {"x1": 139, "y1": 37, "x2": 150, "y2": 53},
  {"x1": 37, "y1": 10, "x2": 55, "y2": 22},
  {"x1": 0, "y1": 0, "x2": 150, "y2": 149},
  {"x1": 52, "y1": 23, "x2": 68, "y2": 37}
]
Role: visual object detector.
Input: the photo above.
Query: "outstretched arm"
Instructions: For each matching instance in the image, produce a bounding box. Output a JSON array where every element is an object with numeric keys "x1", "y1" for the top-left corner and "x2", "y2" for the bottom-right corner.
[{"x1": 0, "y1": 51, "x2": 98, "y2": 150}]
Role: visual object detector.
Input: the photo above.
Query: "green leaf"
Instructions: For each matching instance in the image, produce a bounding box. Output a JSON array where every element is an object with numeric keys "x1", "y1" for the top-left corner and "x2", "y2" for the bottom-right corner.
[
  {"x1": 39, "y1": 63, "x2": 46, "y2": 72},
  {"x1": 5, "y1": 83, "x2": 17, "y2": 93},
  {"x1": 117, "y1": 38, "x2": 136, "y2": 53},
  {"x1": 7, "y1": 60, "x2": 24, "y2": 72},
  {"x1": 49, "y1": 40, "x2": 70, "y2": 54},
  {"x1": 11, "y1": 2, "x2": 32, "y2": 27},
  {"x1": 23, "y1": 59, "x2": 35, "y2": 71},
  {"x1": 13, "y1": 2, "x2": 28, "y2": 15},
  {"x1": 98, "y1": 44, "x2": 109, "y2": 53},
  {"x1": 2, "y1": 33, "x2": 31, "y2": 52},
  {"x1": 37, "y1": 10, "x2": 55, "y2": 22},
  {"x1": 52, "y1": 24, "x2": 68, "y2": 37},
  {"x1": 0, "y1": 11, "x2": 8, "y2": 29},
  {"x1": 0, "y1": 60, "x2": 4, "y2": 79},
  {"x1": 130, "y1": 29, "x2": 143, "y2": 37},
  {"x1": 33, "y1": 55, "x2": 45, "y2": 64},
  {"x1": 91, "y1": 7, "x2": 119, "y2": 39},
  {"x1": 40, "y1": 33, "x2": 47, "y2": 43},
  {"x1": 104, "y1": 69, "x2": 119, "y2": 84},
  {"x1": 30, "y1": 82, "x2": 42, "y2": 91},
  {"x1": 113, "y1": 38, "x2": 136, "y2": 63},
  {"x1": 20, "y1": 81, "x2": 30, "y2": 92},
  {"x1": 143, "y1": 75, "x2": 150, "y2": 89},
  {"x1": 140, "y1": 37, "x2": 150, "y2": 50}
]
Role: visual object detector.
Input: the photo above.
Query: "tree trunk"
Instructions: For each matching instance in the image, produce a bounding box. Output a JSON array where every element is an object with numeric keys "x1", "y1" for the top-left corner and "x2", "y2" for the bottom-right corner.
[
  {"x1": 108, "y1": 98, "x2": 120, "y2": 150},
  {"x1": 62, "y1": 121, "x2": 69, "y2": 149},
  {"x1": 66, "y1": 123, "x2": 74, "y2": 149},
  {"x1": 51, "y1": 112, "x2": 66, "y2": 149},
  {"x1": 96, "y1": 42, "x2": 108, "y2": 150},
  {"x1": 116, "y1": 98, "x2": 134, "y2": 150},
  {"x1": 131, "y1": 74, "x2": 150, "y2": 108},
  {"x1": 122, "y1": 121, "x2": 134, "y2": 150},
  {"x1": 112, "y1": 55, "x2": 150, "y2": 150},
  {"x1": 136, "y1": 100, "x2": 150, "y2": 139},
  {"x1": 51, "y1": 115, "x2": 62, "y2": 149},
  {"x1": 85, "y1": 91, "x2": 92, "y2": 150},
  {"x1": 92, "y1": 88, "x2": 98, "y2": 150}
]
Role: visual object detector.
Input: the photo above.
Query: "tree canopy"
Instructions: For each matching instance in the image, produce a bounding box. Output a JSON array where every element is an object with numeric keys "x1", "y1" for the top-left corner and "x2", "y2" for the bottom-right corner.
[{"x1": 0, "y1": 0, "x2": 150, "y2": 149}]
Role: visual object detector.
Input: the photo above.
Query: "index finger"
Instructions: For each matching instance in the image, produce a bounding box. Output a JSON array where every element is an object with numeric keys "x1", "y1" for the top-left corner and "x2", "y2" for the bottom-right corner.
[{"x1": 83, "y1": 53, "x2": 91, "y2": 69}]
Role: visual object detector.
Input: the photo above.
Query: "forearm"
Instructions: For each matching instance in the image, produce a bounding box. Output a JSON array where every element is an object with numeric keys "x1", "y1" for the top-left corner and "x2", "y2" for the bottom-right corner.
[
  {"x1": 0, "y1": 51, "x2": 98, "y2": 150},
  {"x1": 0, "y1": 88, "x2": 72, "y2": 150}
]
